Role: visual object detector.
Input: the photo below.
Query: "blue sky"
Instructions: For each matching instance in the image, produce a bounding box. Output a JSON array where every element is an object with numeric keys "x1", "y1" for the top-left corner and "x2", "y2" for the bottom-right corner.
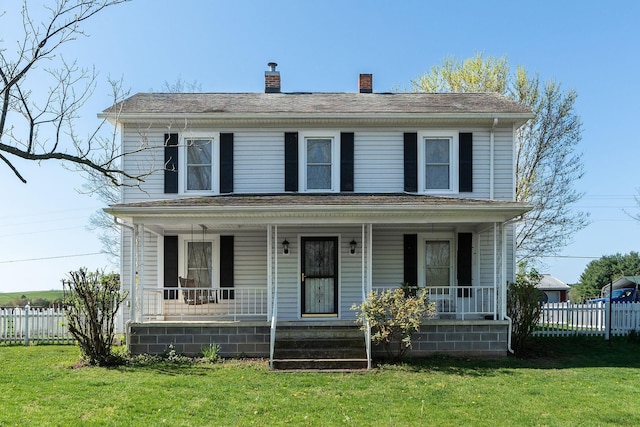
[{"x1": 1, "y1": 0, "x2": 639, "y2": 293}]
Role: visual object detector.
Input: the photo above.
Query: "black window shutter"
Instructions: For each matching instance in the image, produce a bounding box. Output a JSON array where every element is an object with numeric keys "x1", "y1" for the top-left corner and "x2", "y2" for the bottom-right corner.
[
  {"x1": 284, "y1": 132, "x2": 298, "y2": 192},
  {"x1": 340, "y1": 132, "x2": 354, "y2": 192},
  {"x1": 459, "y1": 132, "x2": 473, "y2": 192},
  {"x1": 163, "y1": 236, "x2": 179, "y2": 299},
  {"x1": 220, "y1": 133, "x2": 234, "y2": 193},
  {"x1": 403, "y1": 234, "x2": 418, "y2": 286},
  {"x1": 457, "y1": 232, "x2": 473, "y2": 297},
  {"x1": 164, "y1": 133, "x2": 179, "y2": 193},
  {"x1": 404, "y1": 133, "x2": 418, "y2": 192},
  {"x1": 220, "y1": 235, "x2": 235, "y2": 300}
]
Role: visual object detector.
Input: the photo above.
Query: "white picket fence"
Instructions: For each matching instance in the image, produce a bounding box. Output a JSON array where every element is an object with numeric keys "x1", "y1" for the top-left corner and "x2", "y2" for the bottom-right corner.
[
  {"x1": 535, "y1": 302, "x2": 640, "y2": 337},
  {"x1": 0, "y1": 306, "x2": 74, "y2": 345}
]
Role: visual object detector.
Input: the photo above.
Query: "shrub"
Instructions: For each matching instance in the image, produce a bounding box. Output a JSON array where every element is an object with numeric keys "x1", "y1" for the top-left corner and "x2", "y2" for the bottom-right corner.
[
  {"x1": 62, "y1": 268, "x2": 127, "y2": 366},
  {"x1": 352, "y1": 287, "x2": 436, "y2": 362},
  {"x1": 507, "y1": 266, "x2": 545, "y2": 354}
]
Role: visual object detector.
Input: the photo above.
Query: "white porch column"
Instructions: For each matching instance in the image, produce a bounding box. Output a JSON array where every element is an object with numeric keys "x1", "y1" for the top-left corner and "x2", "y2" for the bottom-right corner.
[
  {"x1": 267, "y1": 225, "x2": 272, "y2": 319},
  {"x1": 367, "y1": 223, "x2": 373, "y2": 294},
  {"x1": 360, "y1": 223, "x2": 373, "y2": 299},
  {"x1": 361, "y1": 224, "x2": 366, "y2": 300},
  {"x1": 493, "y1": 223, "x2": 498, "y2": 320},
  {"x1": 501, "y1": 221, "x2": 508, "y2": 319},
  {"x1": 131, "y1": 224, "x2": 140, "y2": 323}
]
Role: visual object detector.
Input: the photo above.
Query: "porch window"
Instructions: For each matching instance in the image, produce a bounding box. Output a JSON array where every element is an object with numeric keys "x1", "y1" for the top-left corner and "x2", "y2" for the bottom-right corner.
[
  {"x1": 186, "y1": 241, "x2": 212, "y2": 287},
  {"x1": 425, "y1": 240, "x2": 451, "y2": 288},
  {"x1": 178, "y1": 235, "x2": 220, "y2": 289}
]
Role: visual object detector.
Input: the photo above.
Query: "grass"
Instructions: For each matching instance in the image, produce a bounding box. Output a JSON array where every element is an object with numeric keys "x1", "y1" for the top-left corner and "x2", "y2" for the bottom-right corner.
[
  {"x1": 1, "y1": 337, "x2": 640, "y2": 426},
  {"x1": 0, "y1": 290, "x2": 63, "y2": 306}
]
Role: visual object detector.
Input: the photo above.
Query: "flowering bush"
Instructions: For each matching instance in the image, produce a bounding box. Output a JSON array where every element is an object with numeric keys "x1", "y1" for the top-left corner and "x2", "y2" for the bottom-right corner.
[{"x1": 352, "y1": 287, "x2": 436, "y2": 361}]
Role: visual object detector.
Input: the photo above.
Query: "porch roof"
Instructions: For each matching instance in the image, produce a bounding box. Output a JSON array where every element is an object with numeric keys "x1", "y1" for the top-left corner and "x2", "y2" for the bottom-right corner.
[{"x1": 105, "y1": 193, "x2": 531, "y2": 226}]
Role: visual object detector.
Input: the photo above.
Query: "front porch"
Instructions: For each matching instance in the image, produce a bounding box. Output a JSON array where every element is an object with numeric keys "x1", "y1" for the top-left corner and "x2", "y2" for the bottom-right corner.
[{"x1": 110, "y1": 194, "x2": 527, "y2": 365}]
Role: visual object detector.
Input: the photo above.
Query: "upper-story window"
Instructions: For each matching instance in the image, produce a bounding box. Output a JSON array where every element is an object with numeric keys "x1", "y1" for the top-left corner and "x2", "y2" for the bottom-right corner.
[
  {"x1": 300, "y1": 131, "x2": 340, "y2": 192},
  {"x1": 418, "y1": 131, "x2": 458, "y2": 193},
  {"x1": 186, "y1": 139, "x2": 212, "y2": 191},
  {"x1": 181, "y1": 132, "x2": 220, "y2": 193}
]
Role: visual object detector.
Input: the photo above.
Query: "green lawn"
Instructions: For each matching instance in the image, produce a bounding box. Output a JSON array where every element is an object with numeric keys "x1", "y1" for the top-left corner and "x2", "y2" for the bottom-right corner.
[
  {"x1": 0, "y1": 290, "x2": 63, "y2": 306},
  {"x1": 1, "y1": 337, "x2": 639, "y2": 426}
]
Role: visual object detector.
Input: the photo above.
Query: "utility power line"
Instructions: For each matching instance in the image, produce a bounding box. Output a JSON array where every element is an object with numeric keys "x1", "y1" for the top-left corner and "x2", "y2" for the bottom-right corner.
[{"x1": 0, "y1": 252, "x2": 104, "y2": 264}]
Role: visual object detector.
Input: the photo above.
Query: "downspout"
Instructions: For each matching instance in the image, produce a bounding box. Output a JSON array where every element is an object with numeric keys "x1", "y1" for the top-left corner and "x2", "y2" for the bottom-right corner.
[{"x1": 490, "y1": 118, "x2": 498, "y2": 200}]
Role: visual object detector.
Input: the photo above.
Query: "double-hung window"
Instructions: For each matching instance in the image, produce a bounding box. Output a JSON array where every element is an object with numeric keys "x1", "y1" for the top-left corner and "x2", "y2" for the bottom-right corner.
[
  {"x1": 417, "y1": 233, "x2": 455, "y2": 291},
  {"x1": 182, "y1": 133, "x2": 219, "y2": 193},
  {"x1": 418, "y1": 131, "x2": 457, "y2": 193},
  {"x1": 178, "y1": 235, "x2": 220, "y2": 288},
  {"x1": 300, "y1": 131, "x2": 339, "y2": 192}
]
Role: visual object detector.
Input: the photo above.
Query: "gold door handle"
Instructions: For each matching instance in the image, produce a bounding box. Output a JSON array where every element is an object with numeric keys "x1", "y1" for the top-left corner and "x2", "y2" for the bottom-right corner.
[{"x1": 301, "y1": 273, "x2": 305, "y2": 282}]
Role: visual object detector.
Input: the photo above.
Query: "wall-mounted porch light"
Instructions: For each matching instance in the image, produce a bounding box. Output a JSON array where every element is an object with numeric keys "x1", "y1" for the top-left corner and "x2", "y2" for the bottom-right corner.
[
  {"x1": 282, "y1": 239, "x2": 290, "y2": 255},
  {"x1": 350, "y1": 239, "x2": 357, "y2": 255}
]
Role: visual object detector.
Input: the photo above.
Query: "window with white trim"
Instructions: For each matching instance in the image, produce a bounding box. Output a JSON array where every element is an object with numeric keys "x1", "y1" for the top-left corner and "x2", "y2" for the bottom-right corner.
[
  {"x1": 178, "y1": 235, "x2": 220, "y2": 288},
  {"x1": 418, "y1": 131, "x2": 458, "y2": 193},
  {"x1": 300, "y1": 131, "x2": 340, "y2": 192},
  {"x1": 181, "y1": 133, "x2": 219, "y2": 193},
  {"x1": 417, "y1": 233, "x2": 455, "y2": 290}
]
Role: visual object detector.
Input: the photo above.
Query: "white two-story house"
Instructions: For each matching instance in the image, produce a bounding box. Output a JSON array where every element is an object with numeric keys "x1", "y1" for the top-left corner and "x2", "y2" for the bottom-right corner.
[{"x1": 102, "y1": 64, "x2": 532, "y2": 368}]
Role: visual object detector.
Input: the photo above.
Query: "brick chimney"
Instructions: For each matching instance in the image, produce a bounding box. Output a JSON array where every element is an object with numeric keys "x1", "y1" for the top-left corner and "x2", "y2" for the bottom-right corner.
[
  {"x1": 265, "y1": 62, "x2": 281, "y2": 93},
  {"x1": 359, "y1": 73, "x2": 372, "y2": 93}
]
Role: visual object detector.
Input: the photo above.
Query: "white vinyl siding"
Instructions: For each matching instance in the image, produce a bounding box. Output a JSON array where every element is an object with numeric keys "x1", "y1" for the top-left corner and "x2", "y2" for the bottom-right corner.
[
  {"x1": 121, "y1": 126, "x2": 166, "y2": 202},
  {"x1": 493, "y1": 129, "x2": 515, "y2": 201},
  {"x1": 354, "y1": 131, "x2": 404, "y2": 192},
  {"x1": 120, "y1": 126, "x2": 516, "y2": 201},
  {"x1": 234, "y1": 131, "x2": 284, "y2": 193}
]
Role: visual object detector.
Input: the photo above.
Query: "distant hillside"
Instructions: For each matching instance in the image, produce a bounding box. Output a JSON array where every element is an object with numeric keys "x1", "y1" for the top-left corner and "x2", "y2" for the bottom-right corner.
[{"x1": 0, "y1": 290, "x2": 64, "y2": 307}]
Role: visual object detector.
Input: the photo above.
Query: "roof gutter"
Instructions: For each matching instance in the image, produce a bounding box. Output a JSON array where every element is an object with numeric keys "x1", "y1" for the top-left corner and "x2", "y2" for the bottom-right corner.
[{"x1": 98, "y1": 112, "x2": 534, "y2": 128}]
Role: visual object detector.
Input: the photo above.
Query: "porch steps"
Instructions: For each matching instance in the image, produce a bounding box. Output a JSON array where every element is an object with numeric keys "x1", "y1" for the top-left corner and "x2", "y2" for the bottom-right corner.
[{"x1": 272, "y1": 326, "x2": 368, "y2": 371}]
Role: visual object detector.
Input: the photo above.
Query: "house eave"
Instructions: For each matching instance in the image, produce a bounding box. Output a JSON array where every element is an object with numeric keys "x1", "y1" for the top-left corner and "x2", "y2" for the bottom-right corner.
[
  {"x1": 98, "y1": 112, "x2": 533, "y2": 129},
  {"x1": 105, "y1": 200, "x2": 531, "y2": 226}
]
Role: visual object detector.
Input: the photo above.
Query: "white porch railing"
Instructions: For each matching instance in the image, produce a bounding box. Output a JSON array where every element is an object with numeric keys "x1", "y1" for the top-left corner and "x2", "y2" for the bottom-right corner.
[
  {"x1": 0, "y1": 306, "x2": 74, "y2": 345},
  {"x1": 141, "y1": 287, "x2": 269, "y2": 321},
  {"x1": 535, "y1": 302, "x2": 640, "y2": 337},
  {"x1": 371, "y1": 286, "x2": 497, "y2": 319}
]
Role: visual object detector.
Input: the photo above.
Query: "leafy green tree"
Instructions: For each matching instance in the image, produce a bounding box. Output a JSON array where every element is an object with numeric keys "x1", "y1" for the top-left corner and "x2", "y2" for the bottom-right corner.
[
  {"x1": 411, "y1": 53, "x2": 588, "y2": 262},
  {"x1": 570, "y1": 252, "x2": 640, "y2": 301}
]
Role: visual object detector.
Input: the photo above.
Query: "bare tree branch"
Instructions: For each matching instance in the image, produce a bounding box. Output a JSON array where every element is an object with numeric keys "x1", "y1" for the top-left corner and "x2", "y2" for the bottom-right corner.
[{"x1": 0, "y1": 0, "x2": 142, "y2": 185}]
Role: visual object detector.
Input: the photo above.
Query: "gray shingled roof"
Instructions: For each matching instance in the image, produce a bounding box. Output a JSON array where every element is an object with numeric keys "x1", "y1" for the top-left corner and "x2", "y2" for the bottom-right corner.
[
  {"x1": 110, "y1": 193, "x2": 529, "y2": 209},
  {"x1": 103, "y1": 92, "x2": 532, "y2": 116},
  {"x1": 537, "y1": 274, "x2": 570, "y2": 291}
]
